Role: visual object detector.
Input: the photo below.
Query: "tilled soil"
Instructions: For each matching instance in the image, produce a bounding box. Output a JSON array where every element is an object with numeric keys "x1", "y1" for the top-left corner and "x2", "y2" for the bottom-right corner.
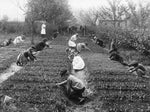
[{"x1": 0, "y1": 35, "x2": 150, "y2": 112}]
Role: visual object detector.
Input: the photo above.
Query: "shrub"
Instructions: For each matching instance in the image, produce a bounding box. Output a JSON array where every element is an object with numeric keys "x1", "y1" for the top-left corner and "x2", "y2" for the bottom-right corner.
[{"x1": 0, "y1": 21, "x2": 24, "y2": 33}]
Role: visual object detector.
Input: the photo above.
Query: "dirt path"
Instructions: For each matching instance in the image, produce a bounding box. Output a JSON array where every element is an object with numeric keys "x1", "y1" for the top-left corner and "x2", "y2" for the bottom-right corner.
[
  {"x1": 0, "y1": 63, "x2": 22, "y2": 84},
  {"x1": 0, "y1": 47, "x2": 29, "y2": 84}
]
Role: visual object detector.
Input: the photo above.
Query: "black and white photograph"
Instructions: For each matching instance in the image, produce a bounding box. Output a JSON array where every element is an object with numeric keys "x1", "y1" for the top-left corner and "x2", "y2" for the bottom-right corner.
[{"x1": 0, "y1": 0, "x2": 150, "y2": 111}]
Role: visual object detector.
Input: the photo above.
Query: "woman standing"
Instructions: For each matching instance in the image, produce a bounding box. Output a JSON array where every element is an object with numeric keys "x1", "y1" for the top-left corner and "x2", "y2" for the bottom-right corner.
[{"x1": 41, "y1": 21, "x2": 46, "y2": 38}]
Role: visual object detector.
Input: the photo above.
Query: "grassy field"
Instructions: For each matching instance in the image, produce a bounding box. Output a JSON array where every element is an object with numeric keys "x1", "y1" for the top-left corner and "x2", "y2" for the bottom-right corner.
[{"x1": 0, "y1": 34, "x2": 150, "y2": 112}]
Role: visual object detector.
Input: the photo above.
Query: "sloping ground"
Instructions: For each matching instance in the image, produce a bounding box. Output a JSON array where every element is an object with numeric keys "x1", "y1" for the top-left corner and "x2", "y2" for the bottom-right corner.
[
  {"x1": 85, "y1": 53, "x2": 150, "y2": 112},
  {"x1": 0, "y1": 47, "x2": 24, "y2": 73},
  {"x1": 0, "y1": 43, "x2": 31, "y2": 73},
  {"x1": 0, "y1": 45, "x2": 71, "y2": 112},
  {"x1": 0, "y1": 33, "x2": 32, "y2": 73},
  {"x1": 0, "y1": 63, "x2": 22, "y2": 84},
  {"x1": 0, "y1": 35, "x2": 150, "y2": 112}
]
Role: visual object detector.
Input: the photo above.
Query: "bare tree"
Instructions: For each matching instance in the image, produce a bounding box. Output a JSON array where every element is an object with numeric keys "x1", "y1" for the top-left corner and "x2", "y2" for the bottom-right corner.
[
  {"x1": 99, "y1": 0, "x2": 129, "y2": 28},
  {"x1": 0, "y1": 15, "x2": 9, "y2": 32},
  {"x1": 1, "y1": 15, "x2": 9, "y2": 22},
  {"x1": 78, "y1": 8, "x2": 100, "y2": 26},
  {"x1": 26, "y1": 0, "x2": 72, "y2": 25},
  {"x1": 77, "y1": 0, "x2": 130, "y2": 37},
  {"x1": 11, "y1": 0, "x2": 28, "y2": 13},
  {"x1": 127, "y1": 0, "x2": 150, "y2": 35}
]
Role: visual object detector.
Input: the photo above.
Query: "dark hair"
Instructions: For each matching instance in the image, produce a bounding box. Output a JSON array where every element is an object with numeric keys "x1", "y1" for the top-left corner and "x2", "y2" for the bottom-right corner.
[
  {"x1": 109, "y1": 49, "x2": 118, "y2": 54},
  {"x1": 31, "y1": 46, "x2": 36, "y2": 50},
  {"x1": 60, "y1": 69, "x2": 68, "y2": 77},
  {"x1": 75, "y1": 33, "x2": 79, "y2": 36},
  {"x1": 28, "y1": 47, "x2": 34, "y2": 53},
  {"x1": 24, "y1": 51, "x2": 29, "y2": 57},
  {"x1": 85, "y1": 43, "x2": 88, "y2": 46},
  {"x1": 128, "y1": 61, "x2": 139, "y2": 67},
  {"x1": 43, "y1": 39, "x2": 48, "y2": 42},
  {"x1": 91, "y1": 33, "x2": 95, "y2": 37},
  {"x1": 9, "y1": 38, "x2": 12, "y2": 41}
]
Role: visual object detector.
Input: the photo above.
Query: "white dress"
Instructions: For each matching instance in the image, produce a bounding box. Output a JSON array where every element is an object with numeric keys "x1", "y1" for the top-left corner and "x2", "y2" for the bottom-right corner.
[
  {"x1": 68, "y1": 40, "x2": 76, "y2": 47},
  {"x1": 70, "y1": 34, "x2": 77, "y2": 41},
  {"x1": 41, "y1": 24, "x2": 46, "y2": 35}
]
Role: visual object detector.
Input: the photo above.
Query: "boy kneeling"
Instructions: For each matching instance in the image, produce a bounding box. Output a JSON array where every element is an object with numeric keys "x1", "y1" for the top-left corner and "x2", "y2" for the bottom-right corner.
[
  {"x1": 16, "y1": 48, "x2": 37, "y2": 66},
  {"x1": 128, "y1": 61, "x2": 149, "y2": 78},
  {"x1": 31, "y1": 39, "x2": 50, "y2": 53},
  {"x1": 56, "y1": 69, "x2": 86, "y2": 103},
  {"x1": 109, "y1": 39, "x2": 128, "y2": 66}
]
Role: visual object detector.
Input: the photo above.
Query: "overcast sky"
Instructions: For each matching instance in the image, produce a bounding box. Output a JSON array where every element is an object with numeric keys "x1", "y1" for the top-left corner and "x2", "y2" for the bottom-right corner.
[
  {"x1": 0, "y1": 0, "x2": 149, "y2": 21},
  {"x1": 0, "y1": 0, "x2": 26, "y2": 21}
]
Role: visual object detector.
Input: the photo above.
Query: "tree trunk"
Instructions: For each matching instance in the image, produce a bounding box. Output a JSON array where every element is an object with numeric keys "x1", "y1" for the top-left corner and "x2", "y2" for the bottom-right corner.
[{"x1": 31, "y1": 21, "x2": 34, "y2": 45}]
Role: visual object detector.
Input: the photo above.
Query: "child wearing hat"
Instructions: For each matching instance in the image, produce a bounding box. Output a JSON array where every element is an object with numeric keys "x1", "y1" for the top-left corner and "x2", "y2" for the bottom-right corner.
[
  {"x1": 66, "y1": 33, "x2": 79, "y2": 60},
  {"x1": 68, "y1": 33, "x2": 79, "y2": 49}
]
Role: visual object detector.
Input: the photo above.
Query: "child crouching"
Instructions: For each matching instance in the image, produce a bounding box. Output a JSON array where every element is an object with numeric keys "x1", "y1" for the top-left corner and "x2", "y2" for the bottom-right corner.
[
  {"x1": 56, "y1": 69, "x2": 86, "y2": 103},
  {"x1": 16, "y1": 48, "x2": 37, "y2": 66},
  {"x1": 128, "y1": 61, "x2": 149, "y2": 78}
]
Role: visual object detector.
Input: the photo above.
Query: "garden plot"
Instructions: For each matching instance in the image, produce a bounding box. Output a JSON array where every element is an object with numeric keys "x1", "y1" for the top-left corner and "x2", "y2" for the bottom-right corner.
[
  {"x1": 0, "y1": 35, "x2": 150, "y2": 111},
  {"x1": 0, "y1": 46, "x2": 71, "y2": 112},
  {"x1": 0, "y1": 63, "x2": 22, "y2": 84},
  {"x1": 0, "y1": 34, "x2": 31, "y2": 73}
]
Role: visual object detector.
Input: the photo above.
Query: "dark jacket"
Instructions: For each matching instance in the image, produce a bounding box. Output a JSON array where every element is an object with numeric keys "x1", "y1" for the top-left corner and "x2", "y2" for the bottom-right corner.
[{"x1": 32, "y1": 41, "x2": 49, "y2": 51}]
